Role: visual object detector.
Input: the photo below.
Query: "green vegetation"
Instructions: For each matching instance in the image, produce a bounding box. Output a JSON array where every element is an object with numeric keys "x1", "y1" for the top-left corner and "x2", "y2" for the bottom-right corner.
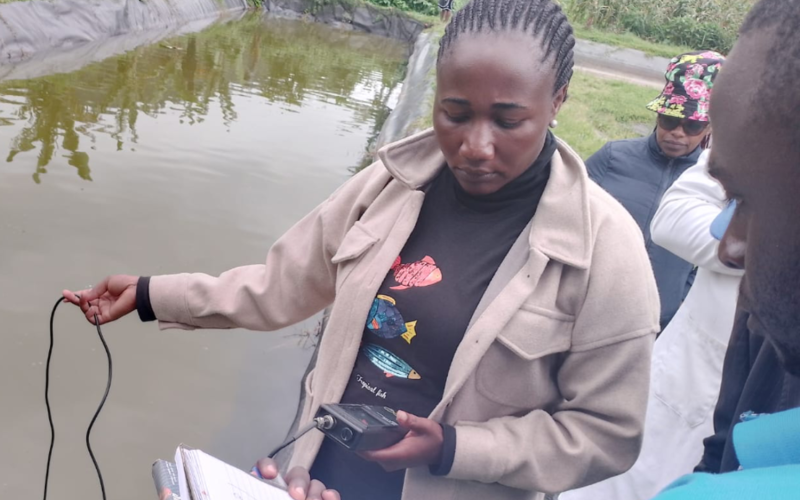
[
  {"x1": 364, "y1": 0, "x2": 438, "y2": 17},
  {"x1": 560, "y1": 0, "x2": 754, "y2": 54},
  {"x1": 571, "y1": 25, "x2": 692, "y2": 59},
  {"x1": 309, "y1": 0, "x2": 440, "y2": 18},
  {"x1": 558, "y1": 70, "x2": 656, "y2": 159}
]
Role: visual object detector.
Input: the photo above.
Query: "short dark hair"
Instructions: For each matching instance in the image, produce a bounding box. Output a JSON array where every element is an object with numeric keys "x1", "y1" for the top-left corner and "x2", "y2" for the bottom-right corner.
[
  {"x1": 437, "y1": 0, "x2": 575, "y2": 96},
  {"x1": 739, "y1": 0, "x2": 800, "y2": 146}
]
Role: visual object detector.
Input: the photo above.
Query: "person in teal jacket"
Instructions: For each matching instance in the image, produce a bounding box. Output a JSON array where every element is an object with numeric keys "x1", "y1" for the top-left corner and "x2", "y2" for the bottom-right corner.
[
  {"x1": 655, "y1": 409, "x2": 800, "y2": 498},
  {"x1": 651, "y1": 0, "x2": 800, "y2": 497}
]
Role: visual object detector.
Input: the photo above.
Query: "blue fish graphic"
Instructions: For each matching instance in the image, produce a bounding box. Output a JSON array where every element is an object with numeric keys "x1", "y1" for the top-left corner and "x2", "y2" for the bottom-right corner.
[
  {"x1": 362, "y1": 343, "x2": 421, "y2": 380},
  {"x1": 366, "y1": 295, "x2": 417, "y2": 343}
]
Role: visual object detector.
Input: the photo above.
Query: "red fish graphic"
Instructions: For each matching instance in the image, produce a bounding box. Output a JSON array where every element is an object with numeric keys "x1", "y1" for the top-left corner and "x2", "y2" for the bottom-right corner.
[{"x1": 390, "y1": 256, "x2": 443, "y2": 290}]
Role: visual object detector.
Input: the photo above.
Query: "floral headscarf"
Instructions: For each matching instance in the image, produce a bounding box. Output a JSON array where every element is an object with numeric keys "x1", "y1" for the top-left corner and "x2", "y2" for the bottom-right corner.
[{"x1": 646, "y1": 51, "x2": 726, "y2": 122}]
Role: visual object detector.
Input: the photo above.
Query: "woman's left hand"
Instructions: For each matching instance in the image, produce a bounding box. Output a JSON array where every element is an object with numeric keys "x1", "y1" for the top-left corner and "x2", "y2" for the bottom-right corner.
[
  {"x1": 251, "y1": 458, "x2": 340, "y2": 500},
  {"x1": 360, "y1": 411, "x2": 444, "y2": 472}
]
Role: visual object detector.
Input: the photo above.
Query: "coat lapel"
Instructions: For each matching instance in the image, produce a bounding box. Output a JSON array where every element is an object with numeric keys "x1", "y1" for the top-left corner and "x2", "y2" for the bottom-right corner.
[{"x1": 317, "y1": 190, "x2": 426, "y2": 407}]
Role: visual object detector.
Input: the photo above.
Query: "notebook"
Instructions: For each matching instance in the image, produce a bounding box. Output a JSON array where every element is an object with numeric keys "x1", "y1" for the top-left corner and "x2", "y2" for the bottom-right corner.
[{"x1": 174, "y1": 445, "x2": 292, "y2": 500}]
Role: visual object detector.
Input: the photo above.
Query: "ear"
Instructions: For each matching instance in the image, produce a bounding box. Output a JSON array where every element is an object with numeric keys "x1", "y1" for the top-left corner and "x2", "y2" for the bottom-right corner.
[{"x1": 551, "y1": 84, "x2": 569, "y2": 118}]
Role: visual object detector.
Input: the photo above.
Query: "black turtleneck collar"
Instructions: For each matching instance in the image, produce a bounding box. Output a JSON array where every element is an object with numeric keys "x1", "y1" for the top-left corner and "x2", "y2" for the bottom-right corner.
[{"x1": 448, "y1": 131, "x2": 557, "y2": 214}]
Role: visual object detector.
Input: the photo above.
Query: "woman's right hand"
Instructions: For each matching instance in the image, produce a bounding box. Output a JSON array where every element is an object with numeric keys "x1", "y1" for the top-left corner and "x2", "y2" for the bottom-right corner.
[{"x1": 63, "y1": 275, "x2": 139, "y2": 325}]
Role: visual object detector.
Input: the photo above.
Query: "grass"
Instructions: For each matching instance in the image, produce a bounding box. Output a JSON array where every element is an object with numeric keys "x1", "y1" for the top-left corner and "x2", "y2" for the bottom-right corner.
[
  {"x1": 571, "y1": 25, "x2": 693, "y2": 59},
  {"x1": 557, "y1": 70, "x2": 657, "y2": 159}
]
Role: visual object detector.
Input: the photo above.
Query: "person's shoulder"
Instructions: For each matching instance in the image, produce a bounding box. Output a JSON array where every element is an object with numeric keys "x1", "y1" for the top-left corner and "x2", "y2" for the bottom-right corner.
[
  {"x1": 656, "y1": 408, "x2": 800, "y2": 499},
  {"x1": 555, "y1": 140, "x2": 645, "y2": 247},
  {"x1": 653, "y1": 465, "x2": 800, "y2": 500},
  {"x1": 586, "y1": 179, "x2": 643, "y2": 240},
  {"x1": 603, "y1": 135, "x2": 649, "y2": 155},
  {"x1": 328, "y1": 160, "x2": 393, "y2": 202},
  {"x1": 585, "y1": 136, "x2": 649, "y2": 175}
]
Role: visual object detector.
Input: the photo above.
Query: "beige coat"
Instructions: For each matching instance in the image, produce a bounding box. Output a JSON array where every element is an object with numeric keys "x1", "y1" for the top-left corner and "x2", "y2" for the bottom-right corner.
[{"x1": 149, "y1": 130, "x2": 660, "y2": 500}]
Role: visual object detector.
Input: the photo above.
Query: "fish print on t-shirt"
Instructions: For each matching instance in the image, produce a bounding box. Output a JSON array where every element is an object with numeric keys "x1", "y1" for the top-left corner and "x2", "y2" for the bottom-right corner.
[
  {"x1": 362, "y1": 343, "x2": 421, "y2": 379},
  {"x1": 360, "y1": 255, "x2": 443, "y2": 382},
  {"x1": 366, "y1": 295, "x2": 418, "y2": 344},
  {"x1": 390, "y1": 256, "x2": 442, "y2": 290}
]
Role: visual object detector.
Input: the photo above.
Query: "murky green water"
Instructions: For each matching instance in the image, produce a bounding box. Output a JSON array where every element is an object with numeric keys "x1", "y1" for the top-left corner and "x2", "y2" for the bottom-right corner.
[{"x1": 0, "y1": 13, "x2": 406, "y2": 500}]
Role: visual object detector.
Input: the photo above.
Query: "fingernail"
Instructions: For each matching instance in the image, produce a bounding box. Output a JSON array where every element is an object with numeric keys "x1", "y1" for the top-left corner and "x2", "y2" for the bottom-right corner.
[
  {"x1": 294, "y1": 486, "x2": 305, "y2": 497},
  {"x1": 265, "y1": 465, "x2": 277, "y2": 477},
  {"x1": 250, "y1": 466, "x2": 263, "y2": 479}
]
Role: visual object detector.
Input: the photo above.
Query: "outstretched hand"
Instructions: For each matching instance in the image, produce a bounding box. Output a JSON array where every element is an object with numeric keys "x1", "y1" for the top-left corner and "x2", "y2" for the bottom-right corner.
[
  {"x1": 251, "y1": 458, "x2": 340, "y2": 500},
  {"x1": 360, "y1": 411, "x2": 444, "y2": 472},
  {"x1": 63, "y1": 275, "x2": 139, "y2": 325}
]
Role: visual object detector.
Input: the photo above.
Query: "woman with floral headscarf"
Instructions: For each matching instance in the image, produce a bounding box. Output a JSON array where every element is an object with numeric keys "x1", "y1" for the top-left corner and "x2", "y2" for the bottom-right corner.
[{"x1": 584, "y1": 51, "x2": 725, "y2": 332}]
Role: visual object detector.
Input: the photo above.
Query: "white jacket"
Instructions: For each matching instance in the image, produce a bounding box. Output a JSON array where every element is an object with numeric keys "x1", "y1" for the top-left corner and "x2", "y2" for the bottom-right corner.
[{"x1": 562, "y1": 150, "x2": 743, "y2": 500}]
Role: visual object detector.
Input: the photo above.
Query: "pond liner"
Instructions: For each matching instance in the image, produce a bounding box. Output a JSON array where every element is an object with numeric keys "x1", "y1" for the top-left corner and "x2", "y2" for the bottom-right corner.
[
  {"x1": 263, "y1": 0, "x2": 426, "y2": 46},
  {"x1": 0, "y1": 0, "x2": 426, "y2": 83},
  {"x1": 0, "y1": 0, "x2": 249, "y2": 64},
  {"x1": 0, "y1": 0, "x2": 252, "y2": 64},
  {"x1": 374, "y1": 28, "x2": 437, "y2": 152},
  {"x1": 0, "y1": 9, "x2": 248, "y2": 82}
]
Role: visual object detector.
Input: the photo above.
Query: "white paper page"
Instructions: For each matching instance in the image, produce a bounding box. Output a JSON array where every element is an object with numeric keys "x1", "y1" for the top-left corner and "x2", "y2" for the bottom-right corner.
[
  {"x1": 177, "y1": 446, "x2": 292, "y2": 500},
  {"x1": 175, "y1": 445, "x2": 191, "y2": 500}
]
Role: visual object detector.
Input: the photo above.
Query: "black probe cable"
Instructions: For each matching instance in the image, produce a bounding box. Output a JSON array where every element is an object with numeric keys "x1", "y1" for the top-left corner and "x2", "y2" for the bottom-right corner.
[
  {"x1": 266, "y1": 420, "x2": 320, "y2": 459},
  {"x1": 265, "y1": 413, "x2": 335, "y2": 461},
  {"x1": 44, "y1": 297, "x2": 112, "y2": 500}
]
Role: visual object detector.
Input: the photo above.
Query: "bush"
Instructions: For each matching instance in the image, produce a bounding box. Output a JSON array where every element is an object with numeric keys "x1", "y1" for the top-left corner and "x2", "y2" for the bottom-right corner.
[
  {"x1": 561, "y1": 0, "x2": 754, "y2": 54},
  {"x1": 365, "y1": 0, "x2": 439, "y2": 16}
]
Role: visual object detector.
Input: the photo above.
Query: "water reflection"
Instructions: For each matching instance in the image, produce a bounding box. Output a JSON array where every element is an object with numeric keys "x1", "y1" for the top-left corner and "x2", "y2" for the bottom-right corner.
[
  {"x1": 0, "y1": 14, "x2": 406, "y2": 183},
  {"x1": 0, "y1": 15, "x2": 407, "y2": 500}
]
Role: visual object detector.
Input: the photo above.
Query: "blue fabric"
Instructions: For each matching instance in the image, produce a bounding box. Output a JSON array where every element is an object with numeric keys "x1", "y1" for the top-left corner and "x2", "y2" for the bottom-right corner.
[
  {"x1": 586, "y1": 133, "x2": 702, "y2": 329},
  {"x1": 653, "y1": 408, "x2": 800, "y2": 500},
  {"x1": 734, "y1": 408, "x2": 800, "y2": 469},
  {"x1": 711, "y1": 200, "x2": 736, "y2": 240}
]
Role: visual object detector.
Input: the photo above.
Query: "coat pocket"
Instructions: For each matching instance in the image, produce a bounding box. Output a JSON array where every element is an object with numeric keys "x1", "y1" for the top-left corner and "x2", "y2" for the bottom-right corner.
[
  {"x1": 331, "y1": 222, "x2": 379, "y2": 288},
  {"x1": 651, "y1": 310, "x2": 728, "y2": 428},
  {"x1": 476, "y1": 308, "x2": 573, "y2": 409}
]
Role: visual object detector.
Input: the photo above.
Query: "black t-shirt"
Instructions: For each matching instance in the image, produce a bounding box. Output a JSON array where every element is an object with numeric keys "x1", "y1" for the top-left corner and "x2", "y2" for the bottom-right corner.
[{"x1": 310, "y1": 134, "x2": 556, "y2": 500}]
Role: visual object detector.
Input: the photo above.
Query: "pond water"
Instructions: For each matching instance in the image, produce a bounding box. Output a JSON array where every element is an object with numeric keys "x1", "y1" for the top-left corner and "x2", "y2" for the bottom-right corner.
[{"x1": 0, "y1": 13, "x2": 407, "y2": 500}]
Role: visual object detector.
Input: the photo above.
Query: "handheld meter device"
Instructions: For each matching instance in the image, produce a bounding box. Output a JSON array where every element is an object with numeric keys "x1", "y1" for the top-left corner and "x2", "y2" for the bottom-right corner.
[{"x1": 314, "y1": 404, "x2": 407, "y2": 451}]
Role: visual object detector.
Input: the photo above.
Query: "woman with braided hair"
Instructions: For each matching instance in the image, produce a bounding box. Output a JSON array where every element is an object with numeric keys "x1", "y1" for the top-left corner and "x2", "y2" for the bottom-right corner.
[{"x1": 65, "y1": 0, "x2": 659, "y2": 499}]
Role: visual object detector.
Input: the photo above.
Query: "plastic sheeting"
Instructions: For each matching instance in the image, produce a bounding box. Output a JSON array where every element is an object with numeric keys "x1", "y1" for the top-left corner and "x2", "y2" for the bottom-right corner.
[
  {"x1": 375, "y1": 29, "x2": 437, "y2": 151},
  {"x1": 0, "y1": 10, "x2": 247, "y2": 82},
  {"x1": 0, "y1": 0, "x2": 248, "y2": 64},
  {"x1": 264, "y1": 0, "x2": 424, "y2": 44}
]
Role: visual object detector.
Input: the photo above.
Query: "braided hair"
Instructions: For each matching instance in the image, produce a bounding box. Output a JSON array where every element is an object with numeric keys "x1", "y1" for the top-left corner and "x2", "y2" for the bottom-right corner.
[{"x1": 438, "y1": 0, "x2": 576, "y2": 96}]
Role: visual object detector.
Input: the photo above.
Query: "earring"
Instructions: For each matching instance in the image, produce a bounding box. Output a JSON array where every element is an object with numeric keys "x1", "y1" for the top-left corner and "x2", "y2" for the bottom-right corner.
[{"x1": 549, "y1": 119, "x2": 558, "y2": 129}]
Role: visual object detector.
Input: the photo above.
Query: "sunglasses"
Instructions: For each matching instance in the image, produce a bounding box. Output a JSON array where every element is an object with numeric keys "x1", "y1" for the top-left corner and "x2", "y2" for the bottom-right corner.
[{"x1": 657, "y1": 115, "x2": 710, "y2": 137}]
